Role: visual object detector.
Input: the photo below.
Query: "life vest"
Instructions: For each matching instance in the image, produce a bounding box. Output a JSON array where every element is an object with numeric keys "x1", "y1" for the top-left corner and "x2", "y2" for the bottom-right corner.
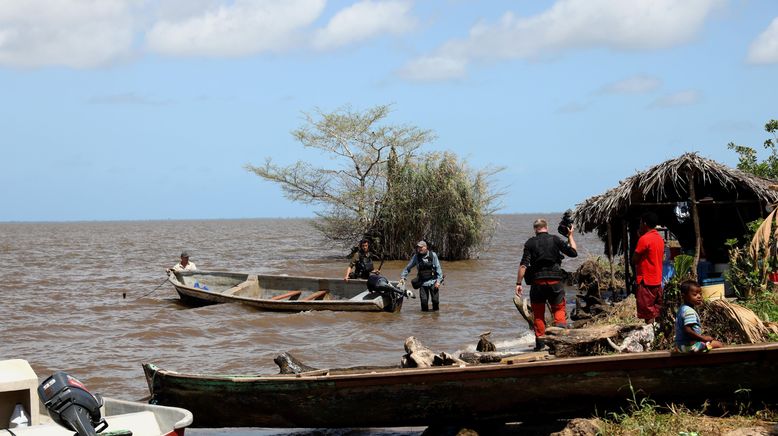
[
  {"x1": 416, "y1": 252, "x2": 437, "y2": 282},
  {"x1": 352, "y1": 252, "x2": 374, "y2": 279},
  {"x1": 526, "y1": 233, "x2": 564, "y2": 282}
]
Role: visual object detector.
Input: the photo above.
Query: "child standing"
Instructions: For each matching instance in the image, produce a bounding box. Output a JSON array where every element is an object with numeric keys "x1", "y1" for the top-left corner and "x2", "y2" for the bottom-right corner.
[{"x1": 674, "y1": 280, "x2": 724, "y2": 353}]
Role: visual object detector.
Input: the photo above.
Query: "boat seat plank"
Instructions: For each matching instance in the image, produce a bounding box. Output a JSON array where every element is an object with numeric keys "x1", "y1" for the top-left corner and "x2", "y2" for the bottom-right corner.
[
  {"x1": 271, "y1": 290, "x2": 302, "y2": 301},
  {"x1": 222, "y1": 280, "x2": 255, "y2": 296},
  {"x1": 301, "y1": 290, "x2": 329, "y2": 301}
]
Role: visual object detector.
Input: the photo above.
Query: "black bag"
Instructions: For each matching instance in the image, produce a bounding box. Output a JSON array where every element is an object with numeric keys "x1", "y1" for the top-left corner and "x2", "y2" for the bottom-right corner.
[{"x1": 411, "y1": 277, "x2": 421, "y2": 289}]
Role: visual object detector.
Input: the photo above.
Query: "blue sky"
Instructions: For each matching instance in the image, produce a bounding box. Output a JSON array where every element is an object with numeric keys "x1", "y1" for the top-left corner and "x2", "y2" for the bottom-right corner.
[{"x1": 1, "y1": 0, "x2": 777, "y2": 221}]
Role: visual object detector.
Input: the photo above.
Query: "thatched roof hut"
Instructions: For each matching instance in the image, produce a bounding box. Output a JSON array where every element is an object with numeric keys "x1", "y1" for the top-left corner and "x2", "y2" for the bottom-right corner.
[{"x1": 573, "y1": 153, "x2": 778, "y2": 279}]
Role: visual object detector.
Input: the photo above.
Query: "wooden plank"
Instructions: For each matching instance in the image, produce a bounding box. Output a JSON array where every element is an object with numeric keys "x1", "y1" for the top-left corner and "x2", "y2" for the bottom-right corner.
[
  {"x1": 222, "y1": 280, "x2": 255, "y2": 296},
  {"x1": 270, "y1": 290, "x2": 302, "y2": 301},
  {"x1": 500, "y1": 352, "x2": 552, "y2": 365},
  {"x1": 295, "y1": 369, "x2": 330, "y2": 377},
  {"x1": 301, "y1": 290, "x2": 328, "y2": 301}
]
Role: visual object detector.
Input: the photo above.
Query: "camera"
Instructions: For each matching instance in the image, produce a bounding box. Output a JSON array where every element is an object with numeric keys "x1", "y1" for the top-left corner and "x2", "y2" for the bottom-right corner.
[{"x1": 558, "y1": 209, "x2": 574, "y2": 236}]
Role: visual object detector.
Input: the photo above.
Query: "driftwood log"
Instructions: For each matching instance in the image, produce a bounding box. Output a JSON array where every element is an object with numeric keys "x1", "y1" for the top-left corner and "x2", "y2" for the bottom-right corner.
[
  {"x1": 459, "y1": 351, "x2": 524, "y2": 364},
  {"x1": 513, "y1": 295, "x2": 536, "y2": 330},
  {"x1": 514, "y1": 295, "x2": 652, "y2": 357},
  {"x1": 402, "y1": 336, "x2": 468, "y2": 368},
  {"x1": 544, "y1": 324, "x2": 654, "y2": 358},
  {"x1": 476, "y1": 331, "x2": 496, "y2": 352},
  {"x1": 274, "y1": 352, "x2": 319, "y2": 374}
]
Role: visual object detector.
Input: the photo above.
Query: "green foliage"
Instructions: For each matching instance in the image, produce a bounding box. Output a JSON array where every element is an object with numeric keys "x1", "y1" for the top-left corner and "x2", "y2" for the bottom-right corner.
[
  {"x1": 727, "y1": 119, "x2": 778, "y2": 179},
  {"x1": 600, "y1": 383, "x2": 702, "y2": 436},
  {"x1": 726, "y1": 246, "x2": 766, "y2": 299},
  {"x1": 245, "y1": 104, "x2": 502, "y2": 259},
  {"x1": 724, "y1": 218, "x2": 769, "y2": 299},
  {"x1": 599, "y1": 382, "x2": 778, "y2": 435},
  {"x1": 739, "y1": 290, "x2": 778, "y2": 326},
  {"x1": 654, "y1": 255, "x2": 695, "y2": 349},
  {"x1": 373, "y1": 151, "x2": 502, "y2": 260},
  {"x1": 722, "y1": 217, "x2": 778, "y2": 325}
]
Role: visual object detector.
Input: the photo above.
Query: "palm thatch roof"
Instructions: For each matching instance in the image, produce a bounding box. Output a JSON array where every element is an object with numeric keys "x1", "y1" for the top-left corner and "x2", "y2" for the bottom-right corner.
[{"x1": 573, "y1": 152, "x2": 778, "y2": 262}]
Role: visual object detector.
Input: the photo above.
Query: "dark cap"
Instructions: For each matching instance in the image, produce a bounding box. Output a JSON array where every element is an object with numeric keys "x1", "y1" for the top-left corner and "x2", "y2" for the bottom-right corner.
[{"x1": 180, "y1": 251, "x2": 190, "y2": 258}]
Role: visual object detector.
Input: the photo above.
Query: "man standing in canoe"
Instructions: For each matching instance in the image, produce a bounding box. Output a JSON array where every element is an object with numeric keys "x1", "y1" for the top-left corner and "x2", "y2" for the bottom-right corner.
[
  {"x1": 167, "y1": 251, "x2": 197, "y2": 274},
  {"x1": 515, "y1": 218, "x2": 577, "y2": 351},
  {"x1": 633, "y1": 211, "x2": 664, "y2": 324},
  {"x1": 400, "y1": 240, "x2": 443, "y2": 312}
]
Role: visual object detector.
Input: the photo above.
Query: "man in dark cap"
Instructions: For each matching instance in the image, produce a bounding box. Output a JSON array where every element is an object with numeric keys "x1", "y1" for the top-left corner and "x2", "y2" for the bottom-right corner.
[
  {"x1": 400, "y1": 240, "x2": 443, "y2": 311},
  {"x1": 167, "y1": 251, "x2": 197, "y2": 273}
]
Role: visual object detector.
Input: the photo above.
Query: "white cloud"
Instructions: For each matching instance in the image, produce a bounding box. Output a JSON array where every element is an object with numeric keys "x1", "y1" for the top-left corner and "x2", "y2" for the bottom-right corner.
[
  {"x1": 401, "y1": 0, "x2": 723, "y2": 81},
  {"x1": 398, "y1": 54, "x2": 467, "y2": 81},
  {"x1": 314, "y1": 0, "x2": 416, "y2": 50},
  {"x1": 600, "y1": 75, "x2": 662, "y2": 94},
  {"x1": 747, "y1": 16, "x2": 778, "y2": 64},
  {"x1": 145, "y1": 0, "x2": 325, "y2": 57},
  {"x1": 0, "y1": 0, "x2": 137, "y2": 68},
  {"x1": 649, "y1": 90, "x2": 702, "y2": 108}
]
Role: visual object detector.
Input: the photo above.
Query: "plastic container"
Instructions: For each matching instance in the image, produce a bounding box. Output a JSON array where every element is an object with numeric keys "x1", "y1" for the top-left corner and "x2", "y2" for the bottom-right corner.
[
  {"x1": 662, "y1": 260, "x2": 674, "y2": 286},
  {"x1": 701, "y1": 277, "x2": 725, "y2": 300}
]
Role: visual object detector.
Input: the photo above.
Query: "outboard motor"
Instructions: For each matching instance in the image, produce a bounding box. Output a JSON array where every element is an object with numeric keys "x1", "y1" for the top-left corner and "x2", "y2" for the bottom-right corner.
[
  {"x1": 38, "y1": 372, "x2": 108, "y2": 436},
  {"x1": 368, "y1": 273, "x2": 414, "y2": 312}
]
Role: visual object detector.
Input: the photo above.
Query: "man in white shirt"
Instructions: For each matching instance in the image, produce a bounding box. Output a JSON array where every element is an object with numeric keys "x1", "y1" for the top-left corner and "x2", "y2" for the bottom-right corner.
[{"x1": 167, "y1": 251, "x2": 197, "y2": 273}]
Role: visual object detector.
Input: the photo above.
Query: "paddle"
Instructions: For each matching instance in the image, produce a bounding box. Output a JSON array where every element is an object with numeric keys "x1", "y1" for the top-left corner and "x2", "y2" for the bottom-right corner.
[{"x1": 129, "y1": 277, "x2": 171, "y2": 301}]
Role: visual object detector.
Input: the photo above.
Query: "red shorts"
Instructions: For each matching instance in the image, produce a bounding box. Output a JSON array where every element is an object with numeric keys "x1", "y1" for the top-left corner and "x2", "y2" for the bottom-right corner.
[{"x1": 636, "y1": 282, "x2": 663, "y2": 321}]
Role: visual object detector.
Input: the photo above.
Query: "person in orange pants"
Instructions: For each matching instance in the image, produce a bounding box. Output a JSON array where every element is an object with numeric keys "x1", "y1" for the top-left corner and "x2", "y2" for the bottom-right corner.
[
  {"x1": 530, "y1": 280, "x2": 567, "y2": 337},
  {"x1": 516, "y1": 218, "x2": 578, "y2": 351}
]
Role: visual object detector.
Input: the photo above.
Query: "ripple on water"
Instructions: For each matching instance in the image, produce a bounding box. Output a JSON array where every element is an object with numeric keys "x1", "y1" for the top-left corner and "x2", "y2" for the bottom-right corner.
[{"x1": 1, "y1": 216, "x2": 603, "y2": 404}]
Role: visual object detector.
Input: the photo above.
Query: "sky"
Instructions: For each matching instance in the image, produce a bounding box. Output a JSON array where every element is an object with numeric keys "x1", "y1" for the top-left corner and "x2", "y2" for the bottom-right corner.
[{"x1": 1, "y1": 0, "x2": 777, "y2": 222}]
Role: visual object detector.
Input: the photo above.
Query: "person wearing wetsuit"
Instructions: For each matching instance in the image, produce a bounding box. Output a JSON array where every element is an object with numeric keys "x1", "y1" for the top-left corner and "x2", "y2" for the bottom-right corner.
[
  {"x1": 400, "y1": 240, "x2": 443, "y2": 311},
  {"x1": 515, "y1": 218, "x2": 577, "y2": 351},
  {"x1": 344, "y1": 239, "x2": 377, "y2": 281}
]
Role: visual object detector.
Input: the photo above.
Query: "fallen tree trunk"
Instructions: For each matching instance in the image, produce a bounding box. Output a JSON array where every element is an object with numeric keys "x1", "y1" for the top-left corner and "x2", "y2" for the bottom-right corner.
[
  {"x1": 274, "y1": 352, "x2": 320, "y2": 374},
  {"x1": 544, "y1": 324, "x2": 650, "y2": 358},
  {"x1": 459, "y1": 351, "x2": 525, "y2": 364},
  {"x1": 476, "y1": 331, "x2": 496, "y2": 352},
  {"x1": 402, "y1": 336, "x2": 468, "y2": 368}
]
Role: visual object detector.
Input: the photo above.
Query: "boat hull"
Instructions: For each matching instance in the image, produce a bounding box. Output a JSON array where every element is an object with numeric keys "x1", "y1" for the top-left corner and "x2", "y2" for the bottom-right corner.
[
  {"x1": 143, "y1": 343, "x2": 778, "y2": 428},
  {"x1": 169, "y1": 271, "x2": 403, "y2": 313}
]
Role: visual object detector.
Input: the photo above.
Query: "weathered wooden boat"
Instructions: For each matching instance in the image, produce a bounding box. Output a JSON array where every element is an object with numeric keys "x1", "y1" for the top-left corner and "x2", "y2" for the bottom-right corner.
[
  {"x1": 1, "y1": 359, "x2": 192, "y2": 436},
  {"x1": 143, "y1": 342, "x2": 778, "y2": 428},
  {"x1": 168, "y1": 270, "x2": 405, "y2": 312}
]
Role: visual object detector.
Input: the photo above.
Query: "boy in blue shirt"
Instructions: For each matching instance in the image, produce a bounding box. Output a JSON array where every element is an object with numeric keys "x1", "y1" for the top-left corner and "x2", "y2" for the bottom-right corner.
[{"x1": 675, "y1": 280, "x2": 724, "y2": 353}]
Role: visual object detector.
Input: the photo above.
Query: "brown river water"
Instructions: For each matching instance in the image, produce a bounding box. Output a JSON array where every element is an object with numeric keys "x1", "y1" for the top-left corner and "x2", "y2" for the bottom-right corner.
[{"x1": 0, "y1": 214, "x2": 603, "y2": 434}]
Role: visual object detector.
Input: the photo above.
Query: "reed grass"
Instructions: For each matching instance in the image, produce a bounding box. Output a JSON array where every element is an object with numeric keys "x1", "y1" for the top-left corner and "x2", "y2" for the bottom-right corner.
[{"x1": 372, "y1": 151, "x2": 502, "y2": 260}]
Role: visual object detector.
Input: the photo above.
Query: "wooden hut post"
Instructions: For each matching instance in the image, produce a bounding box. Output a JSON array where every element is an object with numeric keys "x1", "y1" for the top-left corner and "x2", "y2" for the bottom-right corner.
[
  {"x1": 687, "y1": 170, "x2": 701, "y2": 281},
  {"x1": 623, "y1": 222, "x2": 631, "y2": 294},
  {"x1": 607, "y1": 221, "x2": 615, "y2": 290}
]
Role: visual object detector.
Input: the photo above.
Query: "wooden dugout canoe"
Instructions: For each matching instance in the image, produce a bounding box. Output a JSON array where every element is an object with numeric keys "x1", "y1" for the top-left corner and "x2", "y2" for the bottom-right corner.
[
  {"x1": 143, "y1": 342, "x2": 778, "y2": 428},
  {"x1": 168, "y1": 270, "x2": 404, "y2": 312}
]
